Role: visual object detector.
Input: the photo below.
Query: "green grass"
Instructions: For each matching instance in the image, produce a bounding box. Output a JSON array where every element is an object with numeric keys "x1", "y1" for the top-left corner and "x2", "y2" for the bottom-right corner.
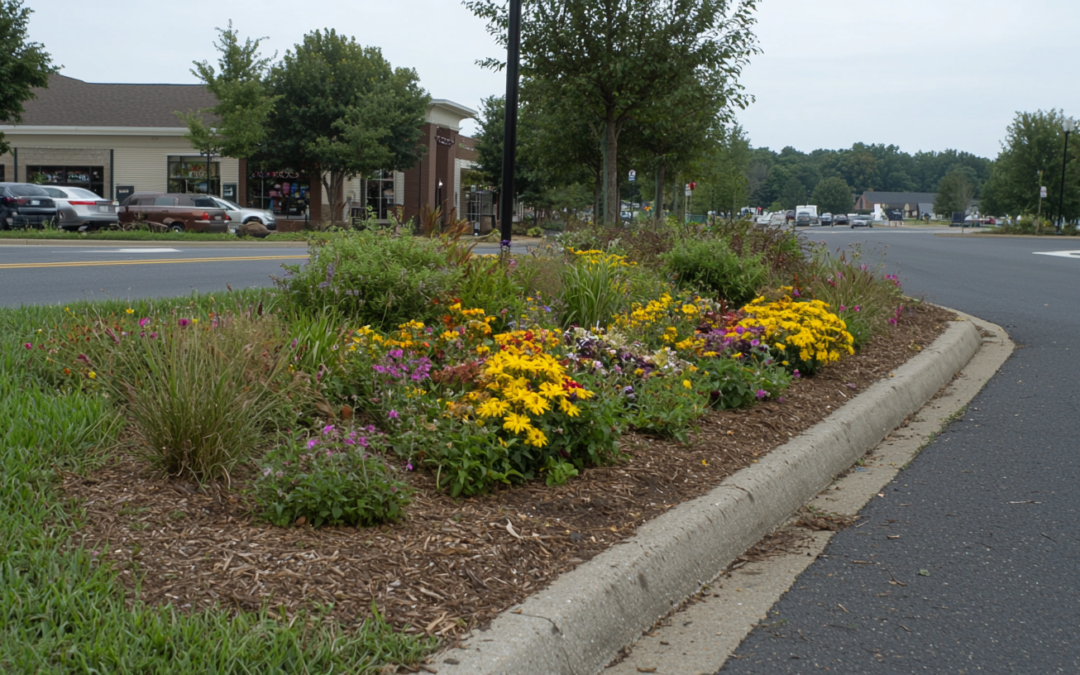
[
  {"x1": 0, "y1": 230, "x2": 308, "y2": 242},
  {"x1": 0, "y1": 294, "x2": 437, "y2": 673}
]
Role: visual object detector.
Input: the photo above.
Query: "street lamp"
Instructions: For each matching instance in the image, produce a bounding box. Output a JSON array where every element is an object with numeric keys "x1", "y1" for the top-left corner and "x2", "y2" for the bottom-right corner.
[
  {"x1": 206, "y1": 126, "x2": 217, "y2": 196},
  {"x1": 1057, "y1": 116, "x2": 1074, "y2": 234},
  {"x1": 499, "y1": 0, "x2": 522, "y2": 246}
]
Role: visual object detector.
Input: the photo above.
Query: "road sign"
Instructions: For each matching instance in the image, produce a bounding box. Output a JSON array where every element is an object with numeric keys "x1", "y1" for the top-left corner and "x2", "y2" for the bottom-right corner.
[
  {"x1": 1041, "y1": 186, "x2": 1048, "y2": 198},
  {"x1": 629, "y1": 170, "x2": 636, "y2": 182}
]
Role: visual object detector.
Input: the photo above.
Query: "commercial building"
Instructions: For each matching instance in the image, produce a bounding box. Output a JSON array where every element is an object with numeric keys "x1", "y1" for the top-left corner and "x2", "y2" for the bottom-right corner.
[{"x1": 0, "y1": 74, "x2": 480, "y2": 227}]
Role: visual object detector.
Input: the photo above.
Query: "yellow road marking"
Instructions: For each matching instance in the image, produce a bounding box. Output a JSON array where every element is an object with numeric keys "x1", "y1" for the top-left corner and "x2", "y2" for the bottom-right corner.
[{"x1": 0, "y1": 255, "x2": 310, "y2": 270}]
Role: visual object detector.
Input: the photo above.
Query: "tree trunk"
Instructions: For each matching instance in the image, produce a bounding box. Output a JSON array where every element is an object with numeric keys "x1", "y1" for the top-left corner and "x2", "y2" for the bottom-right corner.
[
  {"x1": 654, "y1": 161, "x2": 666, "y2": 227},
  {"x1": 603, "y1": 115, "x2": 619, "y2": 225},
  {"x1": 321, "y1": 171, "x2": 345, "y2": 227},
  {"x1": 592, "y1": 181, "x2": 601, "y2": 225}
]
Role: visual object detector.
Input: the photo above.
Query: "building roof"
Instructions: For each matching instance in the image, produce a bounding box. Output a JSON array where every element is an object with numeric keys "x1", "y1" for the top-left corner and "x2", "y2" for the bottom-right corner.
[
  {"x1": 5, "y1": 74, "x2": 216, "y2": 128},
  {"x1": 857, "y1": 191, "x2": 938, "y2": 205}
]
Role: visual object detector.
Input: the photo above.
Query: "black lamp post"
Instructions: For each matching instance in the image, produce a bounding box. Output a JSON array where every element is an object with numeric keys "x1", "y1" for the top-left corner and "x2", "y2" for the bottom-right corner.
[
  {"x1": 499, "y1": 0, "x2": 522, "y2": 247},
  {"x1": 1057, "y1": 116, "x2": 1074, "y2": 234}
]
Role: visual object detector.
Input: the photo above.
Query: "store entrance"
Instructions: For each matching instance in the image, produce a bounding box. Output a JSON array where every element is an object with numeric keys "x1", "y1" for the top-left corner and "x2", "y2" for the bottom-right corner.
[{"x1": 247, "y1": 170, "x2": 310, "y2": 217}]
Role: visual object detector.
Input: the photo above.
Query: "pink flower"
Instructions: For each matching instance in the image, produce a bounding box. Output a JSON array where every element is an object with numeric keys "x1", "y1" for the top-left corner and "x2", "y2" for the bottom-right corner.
[
  {"x1": 23, "y1": 343, "x2": 32, "y2": 350},
  {"x1": 178, "y1": 318, "x2": 191, "y2": 328},
  {"x1": 793, "y1": 369, "x2": 801, "y2": 378},
  {"x1": 138, "y1": 317, "x2": 150, "y2": 328},
  {"x1": 307, "y1": 438, "x2": 319, "y2": 449},
  {"x1": 322, "y1": 424, "x2": 335, "y2": 436},
  {"x1": 388, "y1": 409, "x2": 399, "y2": 420},
  {"x1": 755, "y1": 389, "x2": 768, "y2": 400}
]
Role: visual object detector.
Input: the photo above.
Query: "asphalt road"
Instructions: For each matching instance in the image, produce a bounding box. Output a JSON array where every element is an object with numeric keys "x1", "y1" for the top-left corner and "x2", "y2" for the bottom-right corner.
[
  {"x1": 720, "y1": 229, "x2": 1080, "y2": 673},
  {"x1": 0, "y1": 241, "x2": 506, "y2": 308}
]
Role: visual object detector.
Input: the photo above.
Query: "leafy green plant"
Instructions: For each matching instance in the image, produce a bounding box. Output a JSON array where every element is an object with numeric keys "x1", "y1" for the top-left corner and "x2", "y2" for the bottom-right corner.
[
  {"x1": 559, "y1": 249, "x2": 633, "y2": 328},
  {"x1": 423, "y1": 420, "x2": 521, "y2": 497},
  {"x1": 254, "y1": 425, "x2": 410, "y2": 528},
  {"x1": 662, "y1": 238, "x2": 767, "y2": 307},
  {"x1": 693, "y1": 357, "x2": 791, "y2": 410},
  {"x1": 526, "y1": 226, "x2": 543, "y2": 237},
  {"x1": 454, "y1": 254, "x2": 526, "y2": 331},
  {"x1": 622, "y1": 373, "x2": 708, "y2": 442},
  {"x1": 276, "y1": 230, "x2": 462, "y2": 329}
]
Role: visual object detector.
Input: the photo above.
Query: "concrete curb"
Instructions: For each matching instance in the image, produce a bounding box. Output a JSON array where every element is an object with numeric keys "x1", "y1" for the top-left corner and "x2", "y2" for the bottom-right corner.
[
  {"x1": 432, "y1": 317, "x2": 983, "y2": 675},
  {"x1": 0, "y1": 238, "x2": 310, "y2": 248}
]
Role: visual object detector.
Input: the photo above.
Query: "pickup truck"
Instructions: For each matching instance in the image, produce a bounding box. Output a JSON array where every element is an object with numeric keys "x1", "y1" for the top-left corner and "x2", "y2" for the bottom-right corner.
[{"x1": 118, "y1": 193, "x2": 230, "y2": 233}]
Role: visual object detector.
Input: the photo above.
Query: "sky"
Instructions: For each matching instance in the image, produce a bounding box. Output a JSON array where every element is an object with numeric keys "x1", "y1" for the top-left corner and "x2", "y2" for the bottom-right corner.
[{"x1": 24, "y1": 0, "x2": 1080, "y2": 159}]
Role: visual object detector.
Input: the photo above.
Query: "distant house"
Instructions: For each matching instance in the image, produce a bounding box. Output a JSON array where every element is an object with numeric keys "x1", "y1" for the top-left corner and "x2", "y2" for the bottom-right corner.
[{"x1": 854, "y1": 191, "x2": 938, "y2": 218}]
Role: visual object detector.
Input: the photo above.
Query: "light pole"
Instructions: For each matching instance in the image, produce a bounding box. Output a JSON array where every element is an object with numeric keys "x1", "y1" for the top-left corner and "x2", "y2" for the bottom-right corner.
[
  {"x1": 1056, "y1": 116, "x2": 1074, "y2": 234},
  {"x1": 499, "y1": 0, "x2": 522, "y2": 246},
  {"x1": 206, "y1": 126, "x2": 217, "y2": 196}
]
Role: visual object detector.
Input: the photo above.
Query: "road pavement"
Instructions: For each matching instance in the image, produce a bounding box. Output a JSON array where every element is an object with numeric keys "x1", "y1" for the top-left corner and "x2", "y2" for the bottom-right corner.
[{"x1": 718, "y1": 229, "x2": 1080, "y2": 673}]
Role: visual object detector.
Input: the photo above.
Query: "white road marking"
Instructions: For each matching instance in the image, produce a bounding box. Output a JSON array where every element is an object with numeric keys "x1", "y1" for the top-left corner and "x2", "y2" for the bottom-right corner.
[{"x1": 1033, "y1": 250, "x2": 1080, "y2": 259}]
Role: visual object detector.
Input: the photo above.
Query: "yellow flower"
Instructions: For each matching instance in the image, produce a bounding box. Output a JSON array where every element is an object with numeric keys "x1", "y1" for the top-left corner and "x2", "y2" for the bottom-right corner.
[
  {"x1": 477, "y1": 398, "x2": 510, "y2": 418},
  {"x1": 525, "y1": 427, "x2": 548, "y2": 447},
  {"x1": 88, "y1": 371, "x2": 96, "y2": 379},
  {"x1": 682, "y1": 379, "x2": 692, "y2": 389},
  {"x1": 125, "y1": 308, "x2": 134, "y2": 314},
  {"x1": 503, "y1": 413, "x2": 531, "y2": 434}
]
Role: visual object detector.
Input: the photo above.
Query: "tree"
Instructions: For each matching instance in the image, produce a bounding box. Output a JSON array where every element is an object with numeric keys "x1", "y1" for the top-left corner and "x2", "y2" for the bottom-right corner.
[
  {"x1": 811, "y1": 176, "x2": 852, "y2": 215},
  {"x1": 979, "y1": 110, "x2": 1078, "y2": 221},
  {"x1": 0, "y1": 0, "x2": 57, "y2": 155},
  {"x1": 934, "y1": 170, "x2": 976, "y2": 219},
  {"x1": 698, "y1": 124, "x2": 751, "y2": 219},
  {"x1": 178, "y1": 21, "x2": 279, "y2": 180},
  {"x1": 780, "y1": 176, "x2": 805, "y2": 210},
  {"x1": 264, "y1": 30, "x2": 429, "y2": 224},
  {"x1": 466, "y1": 0, "x2": 759, "y2": 224}
]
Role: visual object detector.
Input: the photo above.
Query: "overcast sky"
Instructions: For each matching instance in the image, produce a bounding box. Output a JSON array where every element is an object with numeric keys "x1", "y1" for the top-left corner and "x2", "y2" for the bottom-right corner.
[{"x1": 26, "y1": 0, "x2": 1080, "y2": 159}]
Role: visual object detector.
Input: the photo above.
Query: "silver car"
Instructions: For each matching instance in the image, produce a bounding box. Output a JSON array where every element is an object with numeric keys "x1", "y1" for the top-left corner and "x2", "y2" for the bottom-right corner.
[
  {"x1": 209, "y1": 197, "x2": 276, "y2": 232},
  {"x1": 41, "y1": 186, "x2": 118, "y2": 231}
]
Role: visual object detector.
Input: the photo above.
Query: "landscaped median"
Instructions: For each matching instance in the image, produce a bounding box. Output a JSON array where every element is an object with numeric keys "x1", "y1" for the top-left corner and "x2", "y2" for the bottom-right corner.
[{"x1": 3, "y1": 219, "x2": 950, "y2": 672}]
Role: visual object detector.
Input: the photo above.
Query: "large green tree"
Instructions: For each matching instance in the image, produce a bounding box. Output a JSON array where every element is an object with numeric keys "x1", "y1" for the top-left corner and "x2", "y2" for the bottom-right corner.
[
  {"x1": 264, "y1": 30, "x2": 429, "y2": 224},
  {"x1": 811, "y1": 176, "x2": 852, "y2": 216},
  {"x1": 697, "y1": 124, "x2": 751, "y2": 220},
  {"x1": 979, "y1": 110, "x2": 1079, "y2": 222},
  {"x1": 780, "y1": 176, "x2": 806, "y2": 210},
  {"x1": 0, "y1": 0, "x2": 57, "y2": 155},
  {"x1": 465, "y1": 0, "x2": 759, "y2": 225},
  {"x1": 934, "y1": 169, "x2": 976, "y2": 219},
  {"x1": 179, "y1": 22, "x2": 278, "y2": 164}
]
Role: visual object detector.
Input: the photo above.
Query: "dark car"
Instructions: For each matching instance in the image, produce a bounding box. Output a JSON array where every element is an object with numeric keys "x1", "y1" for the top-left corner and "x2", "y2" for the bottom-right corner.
[
  {"x1": 795, "y1": 212, "x2": 811, "y2": 227},
  {"x1": 118, "y1": 193, "x2": 230, "y2": 233},
  {"x1": 819, "y1": 213, "x2": 833, "y2": 226},
  {"x1": 785, "y1": 210, "x2": 795, "y2": 222},
  {"x1": 833, "y1": 214, "x2": 850, "y2": 226},
  {"x1": 0, "y1": 182, "x2": 59, "y2": 229}
]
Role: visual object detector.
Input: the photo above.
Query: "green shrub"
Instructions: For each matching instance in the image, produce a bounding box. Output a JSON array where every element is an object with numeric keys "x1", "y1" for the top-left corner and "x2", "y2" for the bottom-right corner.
[
  {"x1": 254, "y1": 425, "x2": 410, "y2": 528},
  {"x1": 526, "y1": 226, "x2": 544, "y2": 237},
  {"x1": 276, "y1": 230, "x2": 462, "y2": 330},
  {"x1": 622, "y1": 373, "x2": 708, "y2": 442},
  {"x1": 455, "y1": 254, "x2": 527, "y2": 331},
  {"x1": 662, "y1": 238, "x2": 767, "y2": 307},
  {"x1": 693, "y1": 357, "x2": 791, "y2": 410}
]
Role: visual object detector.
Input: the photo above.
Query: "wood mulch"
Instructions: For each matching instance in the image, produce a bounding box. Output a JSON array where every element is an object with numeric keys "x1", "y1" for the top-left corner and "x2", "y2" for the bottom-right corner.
[{"x1": 59, "y1": 303, "x2": 956, "y2": 643}]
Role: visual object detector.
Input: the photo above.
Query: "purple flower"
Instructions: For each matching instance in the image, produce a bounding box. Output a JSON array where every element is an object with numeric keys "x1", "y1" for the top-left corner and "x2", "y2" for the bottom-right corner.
[
  {"x1": 23, "y1": 343, "x2": 31, "y2": 350},
  {"x1": 853, "y1": 305, "x2": 861, "y2": 312},
  {"x1": 793, "y1": 369, "x2": 801, "y2": 378},
  {"x1": 793, "y1": 289, "x2": 801, "y2": 297},
  {"x1": 149, "y1": 332, "x2": 158, "y2": 339},
  {"x1": 138, "y1": 317, "x2": 150, "y2": 328},
  {"x1": 388, "y1": 409, "x2": 399, "y2": 420},
  {"x1": 322, "y1": 424, "x2": 335, "y2": 436},
  {"x1": 755, "y1": 389, "x2": 768, "y2": 400},
  {"x1": 734, "y1": 326, "x2": 745, "y2": 335},
  {"x1": 178, "y1": 318, "x2": 191, "y2": 328},
  {"x1": 405, "y1": 461, "x2": 414, "y2": 471},
  {"x1": 839, "y1": 305, "x2": 847, "y2": 312},
  {"x1": 307, "y1": 438, "x2": 319, "y2": 449}
]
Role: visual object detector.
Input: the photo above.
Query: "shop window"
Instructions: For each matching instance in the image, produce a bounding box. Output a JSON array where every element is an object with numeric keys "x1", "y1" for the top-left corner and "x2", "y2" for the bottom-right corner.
[
  {"x1": 26, "y1": 165, "x2": 105, "y2": 198},
  {"x1": 366, "y1": 172, "x2": 395, "y2": 219},
  {"x1": 247, "y1": 169, "x2": 310, "y2": 217},
  {"x1": 168, "y1": 156, "x2": 219, "y2": 196}
]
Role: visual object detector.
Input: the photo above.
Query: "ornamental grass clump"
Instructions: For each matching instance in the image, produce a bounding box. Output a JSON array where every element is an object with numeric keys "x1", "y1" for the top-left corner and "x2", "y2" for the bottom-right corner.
[
  {"x1": 559, "y1": 248, "x2": 637, "y2": 329},
  {"x1": 254, "y1": 425, "x2": 410, "y2": 528},
  {"x1": 113, "y1": 313, "x2": 313, "y2": 481}
]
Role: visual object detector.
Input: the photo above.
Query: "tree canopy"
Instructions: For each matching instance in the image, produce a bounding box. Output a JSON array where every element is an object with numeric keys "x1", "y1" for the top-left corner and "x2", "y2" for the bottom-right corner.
[
  {"x1": 811, "y1": 176, "x2": 853, "y2": 216},
  {"x1": 979, "y1": 110, "x2": 1079, "y2": 222},
  {"x1": 465, "y1": 0, "x2": 759, "y2": 224},
  {"x1": 263, "y1": 30, "x2": 429, "y2": 223},
  {"x1": 0, "y1": 0, "x2": 57, "y2": 155},
  {"x1": 934, "y1": 170, "x2": 976, "y2": 219}
]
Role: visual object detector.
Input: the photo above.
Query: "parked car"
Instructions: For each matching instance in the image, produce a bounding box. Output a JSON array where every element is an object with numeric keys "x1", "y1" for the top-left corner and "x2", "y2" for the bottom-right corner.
[
  {"x1": 850, "y1": 214, "x2": 873, "y2": 228},
  {"x1": 118, "y1": 193, "x2": 229, "y2": 233},
  {"x1": 0, "y1": 182, "x2": 59, "y2": 229},
  {"x1": 795, "y1": 212, "x2": 811, "y2": 227},
  {"x1": 40, "y1": 186, "x2": 118, "y2": 231},
  {"x1": 832, "y1": 213, "x2": 850, "y2": 226},
  {"x1": 819, "y1": 212, "x2": 833, "y2": 226},
  {"x1": 209, "y1": 197, "x2": 276, "y2": 232},
  {"x1": 785, "y1": 210, "x2": 795, "y2": 222}
]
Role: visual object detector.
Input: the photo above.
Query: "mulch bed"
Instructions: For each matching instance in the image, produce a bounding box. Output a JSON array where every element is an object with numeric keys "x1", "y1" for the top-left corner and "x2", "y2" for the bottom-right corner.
[{"x1": 59, "y1": 303, "x2": 956, "y2": 643}]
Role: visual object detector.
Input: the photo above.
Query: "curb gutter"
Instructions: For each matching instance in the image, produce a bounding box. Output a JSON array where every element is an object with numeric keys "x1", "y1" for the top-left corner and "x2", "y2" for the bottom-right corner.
[
  {"x1": 0, "y1": 239, "x2": 310, "y2": 249},
  {"x1": 432, "y1": 317, "x2": 983, "y2": 675}
]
